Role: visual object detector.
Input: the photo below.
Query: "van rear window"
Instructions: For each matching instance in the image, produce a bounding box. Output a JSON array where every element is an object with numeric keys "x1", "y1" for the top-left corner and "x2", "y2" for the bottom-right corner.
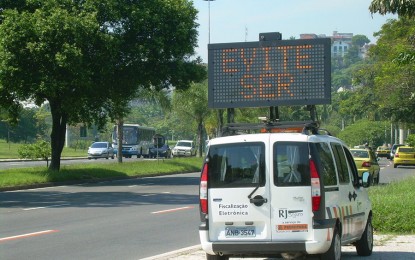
[
  {"x1": 207, "y1": 143, "x2": 265, "y2": 188},
  {"x1": 274, "y1": 142, "x2": 310, "y2": 186}
]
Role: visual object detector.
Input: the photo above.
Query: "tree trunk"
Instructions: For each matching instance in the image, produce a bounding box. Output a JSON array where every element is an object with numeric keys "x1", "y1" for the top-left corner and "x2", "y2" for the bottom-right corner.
[
  {"x1": 48, "y1": 101, "x2": 68, "y2": 171},
  {"x1": 197, "y1": 120, "x2": 203, "y2": 157},
  {"x1": 117, "y1": 119, "x2": 123, "y2": 163}
]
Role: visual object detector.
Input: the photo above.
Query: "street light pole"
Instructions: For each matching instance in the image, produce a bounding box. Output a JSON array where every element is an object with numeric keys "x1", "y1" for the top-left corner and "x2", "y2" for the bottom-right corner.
[{"x1": 203, "y1": 0, "x2": 215, "y2": 44}]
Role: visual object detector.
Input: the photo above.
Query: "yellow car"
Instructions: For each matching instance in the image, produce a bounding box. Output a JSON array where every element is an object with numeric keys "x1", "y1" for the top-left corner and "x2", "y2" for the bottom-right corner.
[
  {"x1": 351, "y1": 148, "x2": 380, "y2": 184},
  {"x1": 393, "y1": 146, "x2": 415, "y2": 168},
  {"x1": 376, "y1": 146, "x2": 391, "y2": 159}
]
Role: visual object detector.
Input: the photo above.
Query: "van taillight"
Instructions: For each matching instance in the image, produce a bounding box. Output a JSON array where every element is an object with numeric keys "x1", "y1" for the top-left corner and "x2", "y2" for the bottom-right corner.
[
  {"x1": 395, "y1": 153, "x2": 399, "y2": 158},
  {"x1": 200, "y1": 163, "x2": 208, "y2": 214},
  {"x1": 310, "y1": 159, "x2": 321, "y2": 211}
]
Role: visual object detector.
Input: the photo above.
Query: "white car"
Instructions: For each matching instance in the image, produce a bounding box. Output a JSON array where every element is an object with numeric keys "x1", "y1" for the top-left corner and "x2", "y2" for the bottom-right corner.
[
  {"x1": 199, "y1": 122, "x2": 373, "y2": 260},
  {"x1": 172, "y1": 140, "x2": 196, "y2": 157},
  {"x1": 87, "y1": 142, "x2": 115, "y2": 160}
]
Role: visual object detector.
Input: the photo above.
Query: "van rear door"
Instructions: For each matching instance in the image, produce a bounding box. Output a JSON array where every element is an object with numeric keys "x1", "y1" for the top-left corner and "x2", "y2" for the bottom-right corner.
[
  {"x1": 269, "y1": 139, "x2": 313, "y2": 241},
  {"x1": 207, "y1": 140, "x2": 272, "y2": 242}
]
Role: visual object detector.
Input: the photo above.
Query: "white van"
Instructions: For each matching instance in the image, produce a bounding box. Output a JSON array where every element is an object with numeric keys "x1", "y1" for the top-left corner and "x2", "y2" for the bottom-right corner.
[{"x1": 199, "y1": 123, "x2": 373, "y2": 260}]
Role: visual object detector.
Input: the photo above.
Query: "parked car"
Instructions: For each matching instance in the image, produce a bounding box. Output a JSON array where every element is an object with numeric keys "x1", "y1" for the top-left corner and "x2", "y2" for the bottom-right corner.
[
  {"x1": 172, "y1": 140, "x2": 196, "y2": 157},
  {"x1": 149, "y1": 144, "x2": 171, "y2": 158},
  {"x1": 390, "y1": 144, "x2": 404, "y2": 160},
  {"x1": 199, "y1": 122, "x2": 373, "y2": 260},
  {"x1": 351, "y1": 148, "x2": 381, "y2": 185},
  {"x1": 149, "y1": 134, "x2": 171, "y2": 158},
  {"x1": 87, "y1": 142, "x2": 115, "y2": 159},
  {"x1": 376, "y1": 146, "x2": 391, "y2": 159},
  {"x1": 393, "y1": 146, "x2": 415, "y2": 168}
]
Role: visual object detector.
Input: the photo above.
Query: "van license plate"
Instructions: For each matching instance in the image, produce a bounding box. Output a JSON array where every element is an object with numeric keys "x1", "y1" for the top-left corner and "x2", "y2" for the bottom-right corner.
[{"x1": 225, "y1": 227, "x2": 256, "y2": 237}]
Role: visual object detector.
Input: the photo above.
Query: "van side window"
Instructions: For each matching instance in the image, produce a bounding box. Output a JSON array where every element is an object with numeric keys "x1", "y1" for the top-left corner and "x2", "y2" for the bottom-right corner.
[
  {"x1": 331, "y1": 143, "x2": 350, "y2": 184},
  {"x1": 315, "y1": 142, "x2": 337, "y2": 186},
  {"x1": 274, "y1": 142, "x2": 310, "y2": 186},
  {"x1": 343, "y1": 147, "x2": 360, "y2": 186},
  {"x1": 207, "y1": 143, "x2": 265, "y2": 188}
]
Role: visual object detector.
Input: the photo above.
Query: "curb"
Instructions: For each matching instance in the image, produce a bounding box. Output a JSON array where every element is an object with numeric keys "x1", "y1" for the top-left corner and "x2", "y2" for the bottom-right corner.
[{"x1": 141, "y1": 245, "x2": 202, "y2": 260}]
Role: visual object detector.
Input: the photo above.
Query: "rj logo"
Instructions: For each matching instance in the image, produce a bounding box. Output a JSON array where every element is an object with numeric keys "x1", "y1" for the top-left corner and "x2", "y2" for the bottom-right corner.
[{"x1": 279, "y1": 209, "x2": 287, "y2": 219}]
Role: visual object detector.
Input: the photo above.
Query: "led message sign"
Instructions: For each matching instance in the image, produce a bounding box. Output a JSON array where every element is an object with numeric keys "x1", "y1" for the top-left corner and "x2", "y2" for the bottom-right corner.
[{"x1": 207, "y1": 38, "x2": 331, "y2": 109}]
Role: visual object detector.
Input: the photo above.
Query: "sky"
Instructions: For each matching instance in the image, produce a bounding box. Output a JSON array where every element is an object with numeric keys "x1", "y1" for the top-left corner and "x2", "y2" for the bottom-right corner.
[{"x1": 191, "y1": 0, "x2": 397, "y2": 63}]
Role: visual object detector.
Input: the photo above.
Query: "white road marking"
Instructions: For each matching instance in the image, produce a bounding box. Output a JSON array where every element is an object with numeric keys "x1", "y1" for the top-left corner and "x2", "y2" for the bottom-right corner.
[
  {"x1": 151, "y1": 206, "x2": 194, "y2": 214},
  {"x1": 23, "y1": 204, "x2": 70, "y2": 211},
  {"x1": 0, "y1": 230, "x2": 59, "y2": 242}
]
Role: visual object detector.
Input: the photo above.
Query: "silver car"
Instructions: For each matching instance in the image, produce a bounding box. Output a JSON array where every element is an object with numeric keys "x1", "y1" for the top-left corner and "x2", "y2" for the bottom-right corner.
[{"x1": 88, "y1": 142, "x2": 115, "y2": 159}]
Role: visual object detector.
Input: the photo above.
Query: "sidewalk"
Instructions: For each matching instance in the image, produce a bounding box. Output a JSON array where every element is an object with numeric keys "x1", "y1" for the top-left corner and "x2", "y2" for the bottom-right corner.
[{"x1": 143, "y1": 235, "x2": 415, "y2": 260}]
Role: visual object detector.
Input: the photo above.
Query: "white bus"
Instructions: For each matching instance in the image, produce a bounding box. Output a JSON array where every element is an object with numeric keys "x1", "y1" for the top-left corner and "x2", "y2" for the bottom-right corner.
[{"x1": 112, "y1": 124, "x2": 155, "y2": 158}]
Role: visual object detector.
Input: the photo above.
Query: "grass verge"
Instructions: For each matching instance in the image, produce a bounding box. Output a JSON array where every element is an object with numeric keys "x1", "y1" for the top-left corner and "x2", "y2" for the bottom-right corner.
[
  {"x1": 0, "y1": 157, "x2": 203, "y2": 189},
  {"x1": 369, "y1": 177, "x2": 415, "y2": 234}
]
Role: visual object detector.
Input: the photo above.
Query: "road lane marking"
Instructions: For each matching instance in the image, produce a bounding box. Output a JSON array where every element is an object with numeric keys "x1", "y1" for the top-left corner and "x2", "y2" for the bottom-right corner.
[
  {"x1": 23, "y1": 204, "x2": 70, "y2": 211},
  {"x1": 0, "y1": 230, "x2": 59, "y2": 242},
  {"x1": 151, "y1": 206, "x2": 194, "y2": 214}
]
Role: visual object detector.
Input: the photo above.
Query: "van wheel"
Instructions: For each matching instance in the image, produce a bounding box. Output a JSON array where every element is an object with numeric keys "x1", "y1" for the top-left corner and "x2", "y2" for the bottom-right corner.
[
  {"x1": 320, "y1": 228, "x2": 341, "y2": 260},
  {"x1": 206, "y1": 253, "x2": 229, "y2": 260},
  {"x1": 355, "y1": 216, "x2": 373, "y2": 256}
]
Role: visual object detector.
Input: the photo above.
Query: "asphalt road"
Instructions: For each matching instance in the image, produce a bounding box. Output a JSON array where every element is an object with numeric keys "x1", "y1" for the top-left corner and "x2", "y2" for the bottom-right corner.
[
  {"x1": 0, "y1": 158, "x2": 414, "y2": 260},
  {"x1": 0, "y1": 172, "x2": 201, "y2": 260}
]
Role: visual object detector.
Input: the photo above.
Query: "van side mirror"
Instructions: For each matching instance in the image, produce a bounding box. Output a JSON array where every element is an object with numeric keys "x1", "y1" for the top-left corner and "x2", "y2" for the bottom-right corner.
[{"x1": 361, "y1": 171, "x2": 370, "y2": 188}]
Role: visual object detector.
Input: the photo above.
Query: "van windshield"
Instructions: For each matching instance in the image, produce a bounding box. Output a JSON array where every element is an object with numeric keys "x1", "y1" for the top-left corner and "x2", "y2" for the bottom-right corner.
[{"x1": 207, "y1": 142, "x2": 265, "y2": 188}]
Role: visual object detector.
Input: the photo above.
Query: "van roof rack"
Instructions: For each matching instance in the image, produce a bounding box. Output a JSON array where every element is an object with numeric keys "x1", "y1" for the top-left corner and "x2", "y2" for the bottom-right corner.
[{"x1": 222, "y1": 121, "x2": 331, "y2": 136}]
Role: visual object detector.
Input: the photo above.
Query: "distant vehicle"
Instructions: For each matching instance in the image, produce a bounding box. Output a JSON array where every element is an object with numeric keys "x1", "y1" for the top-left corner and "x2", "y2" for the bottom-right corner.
[
  {"x1": 112, "y1": 124, "x2": 155, "y2": 158},
  {"x1": 87, "y1": 142, "x2": 114, "y2": 160},
  {"x1": 172, "y1": 140, "x2": 196, "y2": 157},
  {"x1": 376, "y1": 146, "x2": 391, "y2": 159},
  {"x1": 351, "y1": 148, "x2": 380, "y2": 185},
  {"x1": 390, "y1": 144, "x2": 404, "y2": 160},
  {"x1": 149, "y1": 134, "x2": 171, "y2": 158},
  {"x1": 393, "y1": 146, "x2": 415, "y2": 168}
]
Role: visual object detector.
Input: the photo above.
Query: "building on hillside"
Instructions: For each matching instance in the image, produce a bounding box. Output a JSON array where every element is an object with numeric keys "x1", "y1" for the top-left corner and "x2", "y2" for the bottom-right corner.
[{"x1": 300, "y1": 31, "x2": 355, "y2": 57}]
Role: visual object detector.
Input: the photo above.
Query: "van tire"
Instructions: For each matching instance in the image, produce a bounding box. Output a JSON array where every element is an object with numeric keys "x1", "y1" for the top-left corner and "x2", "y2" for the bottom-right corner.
[
  {"x1": 355, "y1": 217, "x2": 373, "y2": 256},
  {"x1": 320, "y1": 228, "x2": 341, "y2": 260},
  {"x1": 206, "y1": 253, "x2": 229, "y2": 260}
]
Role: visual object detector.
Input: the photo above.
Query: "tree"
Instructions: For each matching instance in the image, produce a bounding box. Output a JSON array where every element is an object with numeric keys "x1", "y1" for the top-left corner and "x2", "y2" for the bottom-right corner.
[
  {"x1": 368, "y1": 18, "x2": 415, "y2": 124},
  {"x1": 172, "y1": 81, "x2": 210, "y2": 157},
  {"x1": 369, "y1": 0, "x2": 415, "y2": 17},
  {"x1": 0, "y1": 0, "x2": 205, "y2": 170},
  {"x1": 337, "y1": 120, "x2": 390, "y2": 147}
]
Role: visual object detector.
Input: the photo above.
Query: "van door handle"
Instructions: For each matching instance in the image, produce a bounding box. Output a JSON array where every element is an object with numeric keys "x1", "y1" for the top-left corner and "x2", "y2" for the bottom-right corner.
[
  {"x1": 348, "y1": 191, "x2": 357, "y2": 201},
  {"x1": 249, "y1": 195, "x2": 268, "y2": 206}
]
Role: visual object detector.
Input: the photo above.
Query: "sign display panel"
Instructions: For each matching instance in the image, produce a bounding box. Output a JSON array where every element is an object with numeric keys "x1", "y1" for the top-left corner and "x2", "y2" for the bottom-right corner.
[{"x1": 208, "y1": 38, "x2": 331, "y2": 109}]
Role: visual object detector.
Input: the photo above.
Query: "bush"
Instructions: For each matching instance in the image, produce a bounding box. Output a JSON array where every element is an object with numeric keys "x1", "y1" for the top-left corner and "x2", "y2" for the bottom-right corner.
[
  {"x1": 405, "y1": 134, "x2": 415, "y2": 147},
  {"x1": 18, "y1": 140, "x2": 51, "y2": 167}
]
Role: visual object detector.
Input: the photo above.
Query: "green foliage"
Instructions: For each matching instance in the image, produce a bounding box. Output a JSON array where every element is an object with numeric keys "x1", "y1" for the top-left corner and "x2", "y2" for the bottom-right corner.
[
  {"x1": 0, "y1": 157, "x2": 203, "y2": 188},
  {"x1": 18, "y1": 140, "x2": 51, "y2": 163},
  {"x1": 0, "y1": 0, "x2": 205, "y2": 170},
  {"x1": 405, "y1": 134, "x2": 415, "y2": 147},
  {"x1": 369, "y1": 0, "x2": 415, "y2": 17},
  {"x1": 337, "y1": 120, "x2": 390, "y2": 147},
  {"x1": 369, "y1": 177, "x2": 415, "y2": 233},
  {"x1": 369, "y1": 17, "x2": 415, "y2": 124}
]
